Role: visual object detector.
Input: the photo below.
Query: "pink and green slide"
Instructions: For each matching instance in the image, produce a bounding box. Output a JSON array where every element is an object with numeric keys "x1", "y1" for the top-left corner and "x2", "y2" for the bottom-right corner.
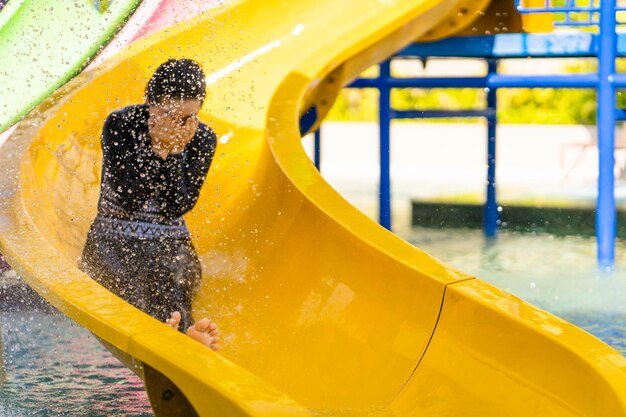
[{"x1": 0, "y1": 0, "x2": 219, "y2": 134}]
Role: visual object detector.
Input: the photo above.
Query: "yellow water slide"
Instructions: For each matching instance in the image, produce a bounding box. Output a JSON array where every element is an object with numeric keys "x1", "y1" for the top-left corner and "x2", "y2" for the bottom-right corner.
[{"x1": 0, "y1": 0, "x2": 625, "y2": 416}]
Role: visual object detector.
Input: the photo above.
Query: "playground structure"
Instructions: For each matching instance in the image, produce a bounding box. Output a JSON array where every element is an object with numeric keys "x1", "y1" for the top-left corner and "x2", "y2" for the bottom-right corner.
[
  {"x1": 0, "y1": 1, "x2": 625, "y2": 416},
  {"x1": 315, "y1": 0, "x2": 626, "y2": 266}
]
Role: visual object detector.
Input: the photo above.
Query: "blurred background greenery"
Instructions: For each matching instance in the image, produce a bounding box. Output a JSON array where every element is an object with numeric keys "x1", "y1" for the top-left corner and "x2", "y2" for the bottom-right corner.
[{"x1": 326, "y1": 59, "x2": 626, "y2": 125}]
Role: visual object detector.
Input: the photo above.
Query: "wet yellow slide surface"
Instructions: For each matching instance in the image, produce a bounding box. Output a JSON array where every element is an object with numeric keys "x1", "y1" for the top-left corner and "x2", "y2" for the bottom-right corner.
[{"x1": 0, "y1": 0, "x2": 625, "y2": 415}]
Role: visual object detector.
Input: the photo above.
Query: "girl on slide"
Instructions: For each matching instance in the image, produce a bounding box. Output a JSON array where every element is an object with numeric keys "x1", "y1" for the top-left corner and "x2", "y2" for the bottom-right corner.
[{"x1": 80, "y1": 58, "x2": 219, "y2": 350}]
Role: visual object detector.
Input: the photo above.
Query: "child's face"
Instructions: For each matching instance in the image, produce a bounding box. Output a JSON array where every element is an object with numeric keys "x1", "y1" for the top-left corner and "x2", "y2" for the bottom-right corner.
[
  {"x1": 149, "y1": 99, "x2": 202, "y2": 127},
  {"x1": 148, "y1": 99, "x2": 202, "y2": 152}
]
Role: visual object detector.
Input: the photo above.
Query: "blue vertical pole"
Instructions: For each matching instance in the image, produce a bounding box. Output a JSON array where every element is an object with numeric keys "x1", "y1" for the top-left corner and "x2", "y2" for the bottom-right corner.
[
  {"x1": 379, "y1": 60, "x2": 392, "y2": 230},
  {"x1": 314, "y1": 128, "x2": 321, "y2": 171},
  {"x1": 485, "y1": 59, "x2": 499, "y2": 237},
  {"x1": 597, "y1": 0, "x2": 617, "y2": 267}
]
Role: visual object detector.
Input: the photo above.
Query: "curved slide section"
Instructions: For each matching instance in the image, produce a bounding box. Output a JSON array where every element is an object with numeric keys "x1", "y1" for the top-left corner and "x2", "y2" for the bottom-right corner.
[{"x1": 0, "y1": 1, "x2": 625, "y2": 416}]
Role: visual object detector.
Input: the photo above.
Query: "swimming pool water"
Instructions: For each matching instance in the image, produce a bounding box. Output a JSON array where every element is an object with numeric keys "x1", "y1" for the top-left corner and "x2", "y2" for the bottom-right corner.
[{"x1": 0, "y1": 309, "x2": 152, "y2": 416}]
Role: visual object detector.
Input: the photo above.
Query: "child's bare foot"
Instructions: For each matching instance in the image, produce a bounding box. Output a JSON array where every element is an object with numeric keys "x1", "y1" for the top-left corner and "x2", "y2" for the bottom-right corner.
[
  {"x1": 166, "y1": 311, "x2": 181, "y2": 330},
  {"x1": 186, "y1": 318, "x2": 220, "y2": 351},
  {"x1": 165, "y1": 312, "x2": 219, "y2": 351}
]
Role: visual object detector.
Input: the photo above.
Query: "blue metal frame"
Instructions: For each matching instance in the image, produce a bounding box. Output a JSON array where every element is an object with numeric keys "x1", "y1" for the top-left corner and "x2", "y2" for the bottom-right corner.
[
  {"x1": 485, "y1": 60, "x2": 499, "y2": 238},
  {"x1": 379, "y1": 61, "x2": 393, "y2": 230},
  {"x1": 314, "y1": 129, "x2": 321, "y2": 171},
  {"x1": 597, "y1": 0, "x2": 618, "y2": 267},
  {"x1": 513, "y1": 0, "x2": 621, "y2": 266},
  {"x1": 312, "y1": 2, "x2": 625, "y2": 265}
]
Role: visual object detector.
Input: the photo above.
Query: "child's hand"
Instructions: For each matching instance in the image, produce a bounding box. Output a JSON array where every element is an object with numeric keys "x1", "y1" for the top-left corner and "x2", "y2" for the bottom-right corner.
[
  {"x1": 170, "y1": 115, "x2": 199, "y2": 154},
  {"x1": 149, "y1": 113, "x2": 199, "y2": 157},
  {"x1": 148, "y1": 113, "x2": 178, "y2": 158}
]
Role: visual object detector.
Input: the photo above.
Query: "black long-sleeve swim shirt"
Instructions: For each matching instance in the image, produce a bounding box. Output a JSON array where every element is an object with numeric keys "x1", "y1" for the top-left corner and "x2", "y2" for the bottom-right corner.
[{"x1": 98, "y1": 104, "x2": 216, "y2": 220}]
